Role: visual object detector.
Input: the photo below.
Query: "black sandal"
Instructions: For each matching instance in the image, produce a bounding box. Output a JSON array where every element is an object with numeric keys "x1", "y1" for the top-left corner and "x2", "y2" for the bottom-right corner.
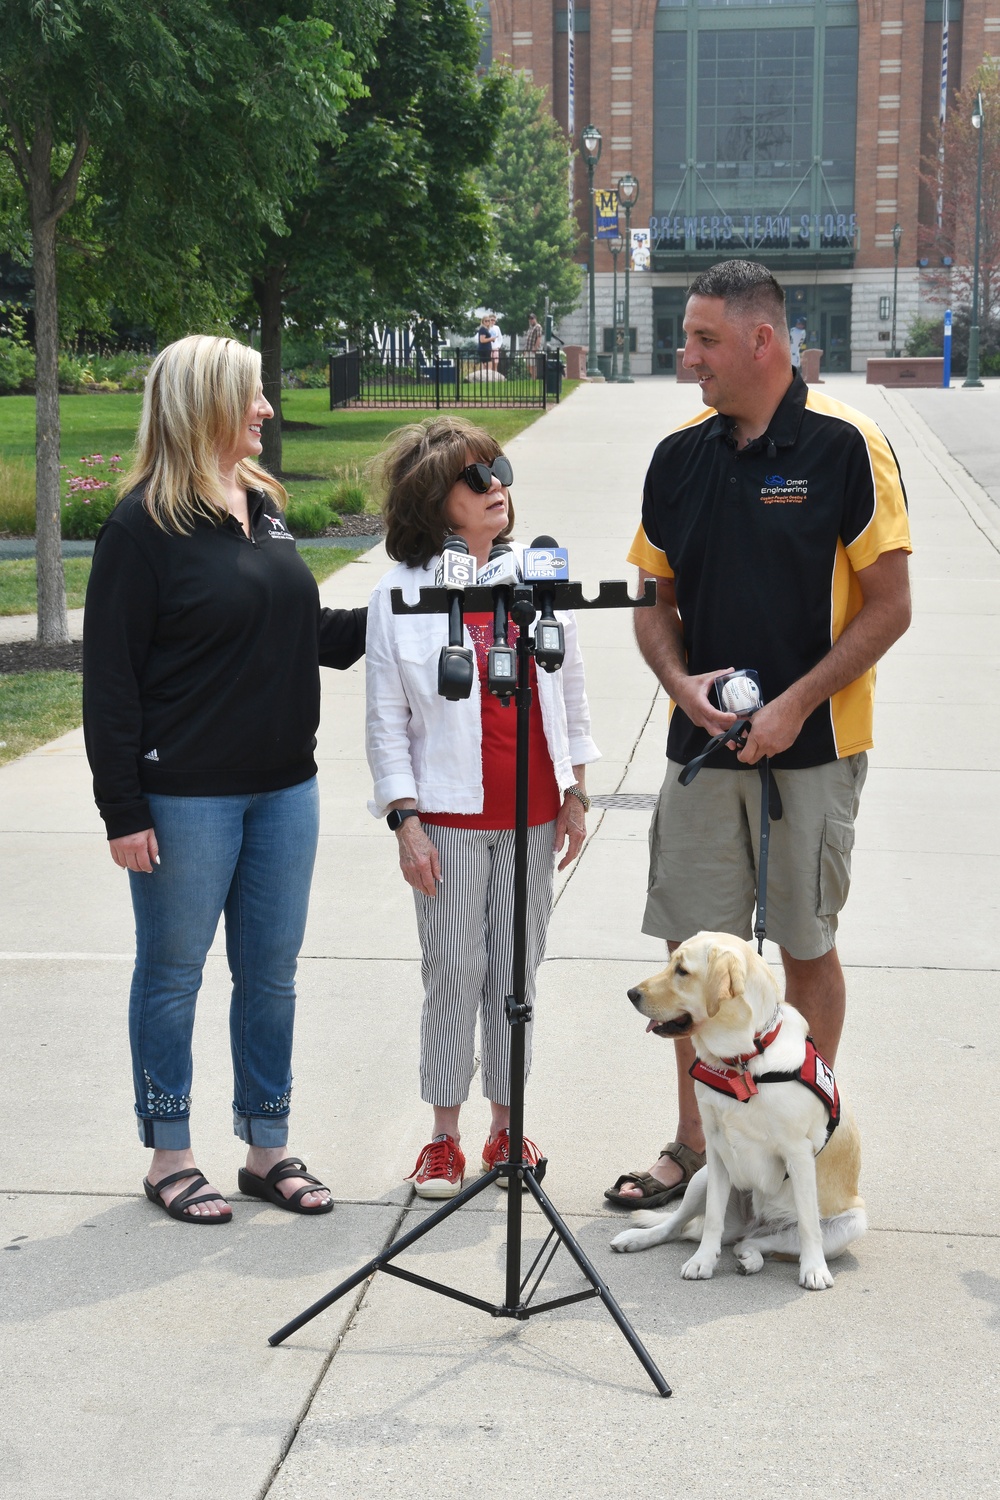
[
  {"x1": 237, "y1": 1156, "x2": 334, "y2": 1215},
  {"x1": 143, "y1": 1168, "x2": 233, "y2": 1224}
]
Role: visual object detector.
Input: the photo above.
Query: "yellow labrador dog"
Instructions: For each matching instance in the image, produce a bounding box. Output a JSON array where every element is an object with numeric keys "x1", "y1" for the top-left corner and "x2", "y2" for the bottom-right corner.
[{"x1": 611, "y1": 932, "x2": 865, "y2": 1290}]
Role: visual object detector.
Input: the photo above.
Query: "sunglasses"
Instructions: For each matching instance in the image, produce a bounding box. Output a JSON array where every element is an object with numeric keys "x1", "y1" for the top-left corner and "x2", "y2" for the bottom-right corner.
[{"x1": 459, "y1": 455, "x2": 513, "y2": 493}]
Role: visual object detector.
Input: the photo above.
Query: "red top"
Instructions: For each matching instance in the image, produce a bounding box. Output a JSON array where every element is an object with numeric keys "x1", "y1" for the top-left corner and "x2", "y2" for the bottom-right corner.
[{"x1": 420, "y1": 613, "x2": 561, "y2": 830}]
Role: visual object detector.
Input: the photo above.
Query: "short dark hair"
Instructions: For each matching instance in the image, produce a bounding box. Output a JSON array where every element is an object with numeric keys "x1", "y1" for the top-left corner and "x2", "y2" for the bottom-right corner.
[
  {"x1": 373, "y1": 415, "x2": 514, "y2": 568},
  {"x1": 688, "y1": 260, "x2": 786, "y2": 325}
]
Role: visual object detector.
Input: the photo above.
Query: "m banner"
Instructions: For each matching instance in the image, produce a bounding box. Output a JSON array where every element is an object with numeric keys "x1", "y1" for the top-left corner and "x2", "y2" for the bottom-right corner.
[{"x1": 596, "y1": 189, "x2": 619, "y2": 239}]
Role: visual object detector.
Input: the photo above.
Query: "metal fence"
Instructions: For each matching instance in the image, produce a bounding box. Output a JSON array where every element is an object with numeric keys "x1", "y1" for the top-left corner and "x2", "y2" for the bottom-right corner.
[{"x1": 329, "y1": 347, "x2": 562, "y2": 411}]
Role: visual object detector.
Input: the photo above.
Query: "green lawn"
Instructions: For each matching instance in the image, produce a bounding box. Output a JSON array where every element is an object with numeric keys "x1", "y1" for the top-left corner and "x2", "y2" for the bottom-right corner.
[
  {"x1": 0, "y1": 556, "x2": 93, "y2": 615},
  {"x1": 0, "y1": 384, "x2": 577, "y2": 518},
  {"x1": 0, "y1": 672, "x2": 84, "y2": 767}
]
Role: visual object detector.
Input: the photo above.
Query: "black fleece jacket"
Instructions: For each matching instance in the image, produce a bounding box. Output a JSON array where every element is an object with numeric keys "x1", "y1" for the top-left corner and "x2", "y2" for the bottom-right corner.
[{"x1": 83, "y1": 486, "x2": 366, "y2": 839}]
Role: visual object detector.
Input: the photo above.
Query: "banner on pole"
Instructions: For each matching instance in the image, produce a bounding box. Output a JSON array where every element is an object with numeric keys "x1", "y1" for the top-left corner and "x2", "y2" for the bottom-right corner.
[
  {"x1": 630, "y1": 228, "x2": 651, "y2": 271},
  {"x1": 596, "y1": 189, "x2": 619, "y2": 239}
]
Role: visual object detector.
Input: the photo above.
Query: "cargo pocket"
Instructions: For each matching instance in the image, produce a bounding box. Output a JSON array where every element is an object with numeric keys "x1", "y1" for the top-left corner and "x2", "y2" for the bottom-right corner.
[{"x1": 818, "y1": 815, "x2": 855, "y2": 918}]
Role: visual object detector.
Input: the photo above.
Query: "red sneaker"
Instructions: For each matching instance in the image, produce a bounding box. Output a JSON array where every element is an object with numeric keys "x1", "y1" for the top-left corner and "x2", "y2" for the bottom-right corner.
[
  {"x1": 481, "y1": 1128, "x2": 543, "y2": 1189},
  {"x1": 408, "y1": 1135, "x2": 466, "y2": 1199}
]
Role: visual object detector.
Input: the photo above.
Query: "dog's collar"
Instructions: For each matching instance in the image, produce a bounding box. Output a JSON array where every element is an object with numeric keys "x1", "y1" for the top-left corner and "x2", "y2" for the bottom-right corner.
[{"x1": 718, "y1": 1004, "x2": 783, "y2": 1068}]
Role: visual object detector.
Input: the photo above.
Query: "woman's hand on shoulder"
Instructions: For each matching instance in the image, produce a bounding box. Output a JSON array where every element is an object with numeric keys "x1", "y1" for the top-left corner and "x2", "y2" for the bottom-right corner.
[
  {"x1": 109, "y1": 828, "x2": 159, "y2": 873},
  {"x1": 395, "y1": 817, "x2": 441, "y2": 897}
]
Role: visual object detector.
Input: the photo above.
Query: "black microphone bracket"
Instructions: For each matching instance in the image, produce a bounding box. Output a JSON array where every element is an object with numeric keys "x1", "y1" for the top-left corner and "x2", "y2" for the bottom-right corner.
[{"x1": 390, "y1": 577, "x2": 657, "y2": 617}]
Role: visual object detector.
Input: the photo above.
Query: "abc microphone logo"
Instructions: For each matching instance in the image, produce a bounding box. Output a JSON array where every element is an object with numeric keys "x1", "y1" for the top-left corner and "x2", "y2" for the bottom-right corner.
[{"x1": 523, "y1": 547, "x2": 569, "y2": 581}]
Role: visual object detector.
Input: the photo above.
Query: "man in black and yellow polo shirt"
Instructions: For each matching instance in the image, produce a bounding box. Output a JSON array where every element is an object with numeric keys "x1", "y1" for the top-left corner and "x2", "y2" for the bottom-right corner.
[{"x1": 605, "y1": 260, "x2": 912, "y2": 1211}]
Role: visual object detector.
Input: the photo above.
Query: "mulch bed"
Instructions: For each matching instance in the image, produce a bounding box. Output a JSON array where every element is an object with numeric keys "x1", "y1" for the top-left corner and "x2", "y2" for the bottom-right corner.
[
  {"x1": 1, "y1": 641, "x2": 83, "y2": 676},
  {"x1": 319, "y1": 513, "x2": 384, "y2": 538}
]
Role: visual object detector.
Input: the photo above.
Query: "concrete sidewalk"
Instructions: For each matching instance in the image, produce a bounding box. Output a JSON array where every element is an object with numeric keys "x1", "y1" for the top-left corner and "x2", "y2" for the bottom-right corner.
[{"x1": 2, "y1": 376, "x2": 998, "y2": 1499}]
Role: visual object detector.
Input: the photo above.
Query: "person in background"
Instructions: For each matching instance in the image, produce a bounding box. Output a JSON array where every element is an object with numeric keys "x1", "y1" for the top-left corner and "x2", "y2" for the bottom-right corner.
[
  {"x1": 476, "y1": 314, "x2": 493, "y2": 366},
  {"x1": 83, "y1": 334, "x2": 366, "y2": 1224},
  {"x1": 489, "y1": 315, "x2": 503, "y2": 371},
  {"x1": 524, "y1": 312, "x2": 544, "y2": 379},
  {"x1": 789, "y1": 316, "x2": 807, "y2": 370},
  {"x1": 366, "y1": 415, "x2": 599, "y2": 1199}
]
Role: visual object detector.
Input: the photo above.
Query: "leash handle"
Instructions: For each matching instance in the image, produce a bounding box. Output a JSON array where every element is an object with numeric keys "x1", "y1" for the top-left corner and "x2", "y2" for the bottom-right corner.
[{"x1": 677, "y1": 718, "x2": 753, "y2": 786}]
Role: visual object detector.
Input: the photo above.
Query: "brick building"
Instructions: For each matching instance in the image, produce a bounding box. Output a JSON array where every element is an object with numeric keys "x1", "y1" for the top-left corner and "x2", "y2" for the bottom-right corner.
[{"x1": 484, "y1": 1, "x2": 992, "y2": 375}]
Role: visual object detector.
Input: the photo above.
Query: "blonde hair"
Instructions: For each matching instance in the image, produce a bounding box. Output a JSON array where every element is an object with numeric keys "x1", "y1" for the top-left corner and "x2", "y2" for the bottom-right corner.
[
  {"x1": 372, "y1": 415, "x2": 513, "y2": 568},
  {"x1": 119, "y1": 335, "x2": 287, "y2": 532}
]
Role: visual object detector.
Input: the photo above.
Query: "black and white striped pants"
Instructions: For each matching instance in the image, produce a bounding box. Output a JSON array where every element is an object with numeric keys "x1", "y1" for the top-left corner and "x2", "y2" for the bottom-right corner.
[{"x1": 413, "y1": 822, "x2": 555, "y2": 1106}]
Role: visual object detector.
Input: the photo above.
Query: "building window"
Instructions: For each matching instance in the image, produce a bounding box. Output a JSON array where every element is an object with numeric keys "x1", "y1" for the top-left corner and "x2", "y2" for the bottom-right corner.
[{"x1": 653, "y1": 14, "x2": 858, "y2": 258}]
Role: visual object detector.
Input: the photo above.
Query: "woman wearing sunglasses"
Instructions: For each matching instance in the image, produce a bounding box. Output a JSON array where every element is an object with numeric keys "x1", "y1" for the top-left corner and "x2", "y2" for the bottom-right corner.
[{"x1": 366, "y1": 415, "x2": 599, "y2": 1198}]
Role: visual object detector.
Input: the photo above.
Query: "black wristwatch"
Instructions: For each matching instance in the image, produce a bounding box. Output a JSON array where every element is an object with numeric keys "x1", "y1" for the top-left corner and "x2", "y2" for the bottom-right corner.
[{"x1": 386, "y1": 808, "x2": 421, "y2": 831}]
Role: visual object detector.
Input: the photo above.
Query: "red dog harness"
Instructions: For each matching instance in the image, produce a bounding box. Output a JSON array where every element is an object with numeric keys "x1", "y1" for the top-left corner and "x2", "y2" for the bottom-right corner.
[{"x1": 689, "y1": 1011, "x2": 841, "y2": 1145}]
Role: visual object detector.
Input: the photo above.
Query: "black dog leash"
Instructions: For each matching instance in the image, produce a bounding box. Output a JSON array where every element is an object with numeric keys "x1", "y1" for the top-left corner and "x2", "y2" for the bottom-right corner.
[{"x1": 679, "y1": 720, "x2": 783, "y2": 954}]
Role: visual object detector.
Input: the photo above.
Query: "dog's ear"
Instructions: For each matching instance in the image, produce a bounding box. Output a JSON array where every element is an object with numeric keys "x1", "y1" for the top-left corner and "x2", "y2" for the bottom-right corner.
[{"x1": 706, "y1": 946, "x2": 747, "y2": 1017}]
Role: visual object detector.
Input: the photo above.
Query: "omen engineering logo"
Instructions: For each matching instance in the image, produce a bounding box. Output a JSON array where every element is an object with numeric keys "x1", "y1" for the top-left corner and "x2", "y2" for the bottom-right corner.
[{"x1": 760, "y1": 474, "x2": 807, "y2": 505}]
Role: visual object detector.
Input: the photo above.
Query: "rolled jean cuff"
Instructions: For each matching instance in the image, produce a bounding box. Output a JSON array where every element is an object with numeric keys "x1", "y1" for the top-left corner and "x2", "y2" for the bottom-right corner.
[
  {"x1": 233, "y1": 1110, "x2": 290, "y2": 1148},
  {"x1": 137, "y1": 1114, "x2": 191, "y2": 1151}
]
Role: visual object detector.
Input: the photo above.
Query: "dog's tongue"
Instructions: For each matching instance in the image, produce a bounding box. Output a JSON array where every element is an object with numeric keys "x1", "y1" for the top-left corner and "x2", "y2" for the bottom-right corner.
[{"x1": 645, "y1": 1020, "x2": 660, "y2": 1034}]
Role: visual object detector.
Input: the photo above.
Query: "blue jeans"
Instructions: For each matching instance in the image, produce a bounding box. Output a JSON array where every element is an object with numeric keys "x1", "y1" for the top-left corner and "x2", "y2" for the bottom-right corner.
[{"x1": 127, "y1": 778, "x2": 319, "y2": 1149}]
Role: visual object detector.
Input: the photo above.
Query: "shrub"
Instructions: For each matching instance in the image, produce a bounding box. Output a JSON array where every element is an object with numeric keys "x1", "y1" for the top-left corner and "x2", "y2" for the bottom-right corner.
[
  {"x1": 61, "y1": 452, "x2": 124, "y2": 538},
  {"x1": 0, "y1": 338, "x2": 36, "y2": 393},
  {"x1": 0, "y1": 303, "x2": 36, "y2": 393},
  {"x1": 0, "y1": 455, "x2": 36, "y2": 535},
  {"x1": 62, "y1": 487, "x2": 119, "y2": 538},
  {"x1": 328, "y1": 474, "x2": 369, "y2": 516},
  {"x1": 903, "y1": 316, "x2": 943, "y2": 358},
  {"x1": 284, "y1": 497, "x2": 335, "y2": 537}
]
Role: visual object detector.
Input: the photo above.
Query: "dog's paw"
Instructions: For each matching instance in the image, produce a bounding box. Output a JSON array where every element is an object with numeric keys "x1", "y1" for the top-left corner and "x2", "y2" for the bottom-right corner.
[
  {"x1": 735, "y1": 1247, "x2": 764, "y2": 1276},
  {"x1": 610, "y1": 1229, "x2": 645, "y2": 1254},
  {"x1": 799, "y1": 1262, "x2": 834, "y2": 1291},
  {"x1": 680, "y1": 1251, "x2": 718, "y2": 1281}
]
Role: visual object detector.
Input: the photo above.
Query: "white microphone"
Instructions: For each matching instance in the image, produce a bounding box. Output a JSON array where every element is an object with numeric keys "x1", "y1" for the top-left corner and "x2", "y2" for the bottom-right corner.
[{"x1": 482, "y1": 543, "x2": 520, "y2": 700}]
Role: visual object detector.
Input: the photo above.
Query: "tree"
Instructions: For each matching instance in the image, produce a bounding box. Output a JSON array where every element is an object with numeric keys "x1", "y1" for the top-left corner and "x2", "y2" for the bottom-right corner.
[
  {"x1": 250, "y1": 0, "x2": 508, "y2": 474},
  {"x1": 919, "y1": 63, "x2": 1000, "y2": 330},
  {"x1": 0, "y1": 0, "x2": 365, "y2": 641},
  {"x1": 474, "y1": 70, "x2": 583, "y2": 340}
]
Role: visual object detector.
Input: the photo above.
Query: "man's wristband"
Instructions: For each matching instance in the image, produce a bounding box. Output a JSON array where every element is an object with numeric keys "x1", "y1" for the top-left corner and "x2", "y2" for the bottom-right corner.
[{"x1": 563, "y1": 785, "x2": 591, "y2": 813}]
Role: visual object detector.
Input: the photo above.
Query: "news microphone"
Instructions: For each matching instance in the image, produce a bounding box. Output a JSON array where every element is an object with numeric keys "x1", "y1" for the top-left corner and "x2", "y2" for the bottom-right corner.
[
  {"x1": 525, "y1": 534, "x2": 567, "y2": 672},
  {"x1": 437, "y1": 535, "x2": 476, "y2": 701},
  {"x1": 481, "y1": 543, "x2": 519, "y2": 700}
]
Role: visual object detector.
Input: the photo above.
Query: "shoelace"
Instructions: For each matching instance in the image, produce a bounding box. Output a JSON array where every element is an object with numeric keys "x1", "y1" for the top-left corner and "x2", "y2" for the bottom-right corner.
[
  {"x1": 487, "y1": 1130, "x2": 541, "y2": 1166},
  {"x1": 411, "y1": 1137, "x2": 460, "y2": 1180}
]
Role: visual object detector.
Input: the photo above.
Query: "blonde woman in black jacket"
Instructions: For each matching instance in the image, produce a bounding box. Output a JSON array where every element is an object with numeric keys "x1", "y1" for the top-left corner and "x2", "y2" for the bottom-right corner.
[{"x1": 84, "y1": 335, "x2": 365, "y2": 1224}]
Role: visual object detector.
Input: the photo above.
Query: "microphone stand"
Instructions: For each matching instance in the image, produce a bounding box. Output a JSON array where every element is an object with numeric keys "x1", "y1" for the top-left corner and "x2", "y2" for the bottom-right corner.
[{"x1": 269, "y1": 575, "x2": 670, "y2": 1399}]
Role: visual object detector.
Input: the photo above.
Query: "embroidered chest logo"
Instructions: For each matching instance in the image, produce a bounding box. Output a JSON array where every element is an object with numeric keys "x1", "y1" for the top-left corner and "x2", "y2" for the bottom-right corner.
[
  {"x1": 759, "y1": 474, "x2": 807, "y2": 505},
  {"x1": 266, "y1": 514, "x2": 295, "y2": 539}
]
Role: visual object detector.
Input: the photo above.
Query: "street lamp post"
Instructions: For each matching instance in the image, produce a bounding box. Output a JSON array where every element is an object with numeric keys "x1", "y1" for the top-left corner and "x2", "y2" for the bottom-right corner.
[
  {"x1": 890, "y1": 223, "x2": 902, "y2": 358},
  {"x1": 617, "y1": 172, "x2": 639, "y2": 383},
  {"x1": 581, "y1": 125, "x2": 603, "y2": 378},
  {"x1": 608, "y1": 231, "x2": 624, "y2": 381},
  {"x1": 964, "y1": 91, "x2": 985, "y2": 389}
]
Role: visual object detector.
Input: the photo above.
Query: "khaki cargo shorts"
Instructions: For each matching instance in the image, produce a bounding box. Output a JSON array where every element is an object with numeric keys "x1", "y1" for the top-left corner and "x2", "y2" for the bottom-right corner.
[{"x1": 642, "y1": 754, "x2": 868, "y2": 960}]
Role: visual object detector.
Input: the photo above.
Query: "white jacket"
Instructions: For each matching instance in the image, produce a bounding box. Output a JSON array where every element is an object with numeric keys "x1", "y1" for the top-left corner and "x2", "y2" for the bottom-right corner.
[{"x1": 366, "y1": 548, "x2": 600, "y2": 818}]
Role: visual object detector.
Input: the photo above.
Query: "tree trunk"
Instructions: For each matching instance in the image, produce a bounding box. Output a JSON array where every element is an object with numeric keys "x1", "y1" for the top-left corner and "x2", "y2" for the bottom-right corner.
[
  {"x1": 253, "y1": 263, "x2": 285, "y2": 477},
  {"x1": 30, "y1": 164, "x2": 69, "y2": 643}
]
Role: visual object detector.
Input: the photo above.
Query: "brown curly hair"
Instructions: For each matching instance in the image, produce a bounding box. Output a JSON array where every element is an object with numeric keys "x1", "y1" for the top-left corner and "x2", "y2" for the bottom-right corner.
[{"x1": 372, "y1": 415, "x2": 515, "y2": 568}]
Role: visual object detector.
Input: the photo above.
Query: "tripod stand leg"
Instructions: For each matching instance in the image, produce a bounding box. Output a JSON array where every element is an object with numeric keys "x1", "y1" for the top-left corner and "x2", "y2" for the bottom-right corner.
[
  {"x1": 523, "y1": 1171, "x2": 671, "y2": 1397},
  {"x1": 269, "y1": 1169, "x2": 501, "y2": 1346}
]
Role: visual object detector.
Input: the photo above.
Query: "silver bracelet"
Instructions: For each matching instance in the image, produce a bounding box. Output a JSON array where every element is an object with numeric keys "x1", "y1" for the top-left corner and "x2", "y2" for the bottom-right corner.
[{"x1": 563, "y1": 784, "x2": 591, "y2": 813}]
